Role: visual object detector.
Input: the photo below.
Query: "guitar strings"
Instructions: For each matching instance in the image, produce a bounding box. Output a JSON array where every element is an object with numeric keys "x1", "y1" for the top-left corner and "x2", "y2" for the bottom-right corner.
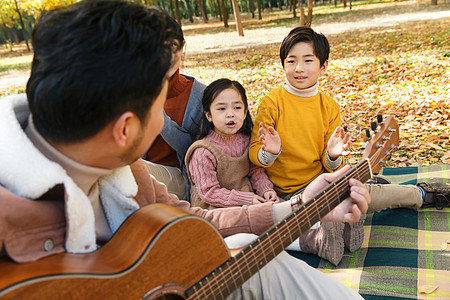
[
  {"x1": 189, "y1": 162, "x2": 372, "y2": 299},
  {"x1": 190, "y1": 123, "x2": 396, "y2": 298},
  {"x1": 188, "y1": 162, "x2": 373, "y2": 299}
]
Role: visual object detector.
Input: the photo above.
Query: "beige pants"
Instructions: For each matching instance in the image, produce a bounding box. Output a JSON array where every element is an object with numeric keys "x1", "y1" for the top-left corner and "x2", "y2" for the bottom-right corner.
[
  {"x1": 143, "y1": 160, "x2": 186, "y2": 199},
  {"x1": 225, "y1": 236, "x2": 363, "y2": 299},
  {"x1": 281, "y1": 183, "x2": 423, "y2": 214},
  {"x1": 366, "y1": 183, "x2": 422, "y2": 213}
]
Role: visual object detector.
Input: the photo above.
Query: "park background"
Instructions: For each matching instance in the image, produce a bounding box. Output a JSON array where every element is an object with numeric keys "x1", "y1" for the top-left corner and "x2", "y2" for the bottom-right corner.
[{"x1": 1, "y1": 0, "x2": 449, "y2": 168}]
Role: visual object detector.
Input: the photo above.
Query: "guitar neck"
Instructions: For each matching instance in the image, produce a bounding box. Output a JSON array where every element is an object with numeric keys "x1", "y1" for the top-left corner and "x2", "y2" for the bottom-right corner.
[{"x1": 186, "y1": 158, "x2": 372, "y2": 299}]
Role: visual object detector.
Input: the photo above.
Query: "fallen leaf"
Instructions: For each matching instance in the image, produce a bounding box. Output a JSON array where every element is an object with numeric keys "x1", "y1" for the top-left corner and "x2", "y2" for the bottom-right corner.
[
  {"x1": 441, "y1": 242, "x2": 448, "y2": 250},
  {"x1": 418, "y1": 285, "x2": 438, "y2": 294}
]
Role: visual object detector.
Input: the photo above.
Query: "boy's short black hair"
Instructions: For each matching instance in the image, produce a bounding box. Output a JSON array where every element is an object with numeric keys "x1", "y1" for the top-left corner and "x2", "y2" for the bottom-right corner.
[
  {"x1": 279, "y1": 26, "x2": 330, "y2": 68},
  {"x1": 27, "y1": 0, "x2": 177, "y2": 144}
]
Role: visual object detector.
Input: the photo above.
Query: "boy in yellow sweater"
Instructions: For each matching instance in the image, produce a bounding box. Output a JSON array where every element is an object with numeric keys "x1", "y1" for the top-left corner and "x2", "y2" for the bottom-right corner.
[{"x1": 249, "y1": 26, "x2": 445, "y2": 265}]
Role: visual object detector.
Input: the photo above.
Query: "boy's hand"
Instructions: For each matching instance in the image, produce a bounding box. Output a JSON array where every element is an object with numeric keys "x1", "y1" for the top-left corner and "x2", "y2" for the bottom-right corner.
[
  {"x1": 263, "y1": 190, "x2": 279, "y2": 202},
  {"x1": 327, "y1": 126, "x2": 351, "y2": 160},
  {"x1": 258, "y1": 122, "x2": 281, "y2": 155}
]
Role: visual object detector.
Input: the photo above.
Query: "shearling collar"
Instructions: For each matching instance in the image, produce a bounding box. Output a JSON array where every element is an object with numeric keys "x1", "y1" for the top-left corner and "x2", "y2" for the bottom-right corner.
[{"x1": 0, "y1": 94, "x2": 139, "y2": 253}]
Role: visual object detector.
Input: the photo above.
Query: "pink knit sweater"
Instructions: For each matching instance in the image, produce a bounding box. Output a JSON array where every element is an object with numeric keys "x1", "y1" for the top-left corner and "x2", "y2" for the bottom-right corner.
[{"x1": 188, "y1": 131, "x2": 274, "y2": 207}]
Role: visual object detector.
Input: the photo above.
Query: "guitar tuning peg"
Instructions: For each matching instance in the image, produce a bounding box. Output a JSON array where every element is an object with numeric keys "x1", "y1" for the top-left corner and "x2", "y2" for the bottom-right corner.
[
  {"x1": 371, "y1": 121, "x2": 378, "y2": 132},
  {"x1": 377, "y1": 114, "x2": 383, "y2": 124},
  {"x1": 365, "y1": 128, "x2": 371, "y2": 139}
]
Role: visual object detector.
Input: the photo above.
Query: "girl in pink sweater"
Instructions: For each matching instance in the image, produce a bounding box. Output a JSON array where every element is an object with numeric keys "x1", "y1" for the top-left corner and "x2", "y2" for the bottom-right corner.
[{"x1": 185, "y1": 78, "x2": 278, "y2": 209}]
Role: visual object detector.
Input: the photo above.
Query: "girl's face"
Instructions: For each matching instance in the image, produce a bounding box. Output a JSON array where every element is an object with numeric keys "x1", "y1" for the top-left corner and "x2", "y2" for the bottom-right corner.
[
  {"x1": 205, "y1": 87, "x2": 247, "y2": 138},
  {"x1": 283, "y1": 42, "x2": 327, "y2": 90}
]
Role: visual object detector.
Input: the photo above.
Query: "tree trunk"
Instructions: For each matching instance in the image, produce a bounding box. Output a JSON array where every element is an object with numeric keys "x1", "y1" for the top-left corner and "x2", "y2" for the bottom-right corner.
[
  {"x1": 249, "y1": 0, "x2": 255, "y2": 18},
  {"x1": 174, "y1": 0, "x2": 182, "y2": 25},
  {"x1": 291, "y1": 0, "x2": 297, "y2": 18},
  {"x1": 4, "y1": 26, "x2": 13, "y2": 51},
  {"x1": 239, "y1": 0, "x2": 244, "y2": 13},
  {"x1": 169, "y1": 0, "x2": 176, "y2": 19},
  {"x1": 195, "y1": 0, "x2": 208, "y2": 23},
  {"x1": 221, "y1": 0, "x2": 229, "y2": 27},
  {"x1": 12, "y1": 27, "x2": 19, "y2": 44},
  {"x1": 185, "y1": 0, "x2": 194, "y2": 22},
  {"x1": 202, "y1": 0, "x2": 209, "y2": 21},
  {"x1": 256, "y1": 0, "x2": 262, "y2": 20},
  {"x1": 216, "y1": 0, "x2": 223, "y2": 20},
  {"x1": 13, "y1": 0, "x2": 30, "y2": 51},
  {"x1": 306, "y1": 0, "x2": 313, "y2": 27},
  {"x1": 343, "y1": 0, "x2": 347, "y2": 9},
  {"x1": 230, "y1": 0, "x2": 244, "y2": 36},
  {"x1": 431, "y1": 0, "x2": 437, "y2": 4},
  {"x1": 349, "y1": 0, "x2": 352, "y2": 10},
  {"x1": 299, "y1": 1, "x2": 305, "y2": 25}
]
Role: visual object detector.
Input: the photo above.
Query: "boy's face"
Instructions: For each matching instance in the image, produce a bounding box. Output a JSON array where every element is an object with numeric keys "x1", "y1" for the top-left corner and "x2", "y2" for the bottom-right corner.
[{"x1": 283, "y1": 42, "x2": 327, "y2": 90}]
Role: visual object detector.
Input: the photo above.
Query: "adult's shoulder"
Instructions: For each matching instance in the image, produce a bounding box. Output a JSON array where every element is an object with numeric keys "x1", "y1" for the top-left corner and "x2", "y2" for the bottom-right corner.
[
  {"x1": 0, "y1": 93, "x2": 28, "y2": 104},
  {"x1": 181, "y1": 73, "x2": 206, "y2": 89}
]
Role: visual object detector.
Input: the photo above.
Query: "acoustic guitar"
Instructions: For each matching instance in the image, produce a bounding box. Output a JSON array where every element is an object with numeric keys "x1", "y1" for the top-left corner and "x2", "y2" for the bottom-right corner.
[{"x1": 0, "y1": 116, "x2": 399, "y2": 299}]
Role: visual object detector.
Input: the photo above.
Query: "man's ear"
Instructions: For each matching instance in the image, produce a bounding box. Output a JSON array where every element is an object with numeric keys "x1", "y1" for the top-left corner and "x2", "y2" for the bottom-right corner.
[{"x1": 111, "y1": 112, "x2": 137, "y2": 148}]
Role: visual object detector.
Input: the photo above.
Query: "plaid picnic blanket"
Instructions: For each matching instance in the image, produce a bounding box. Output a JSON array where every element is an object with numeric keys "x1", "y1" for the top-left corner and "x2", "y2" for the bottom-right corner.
[{"x1": 288, "y1": 164, "x2": 450, "y2": 299}]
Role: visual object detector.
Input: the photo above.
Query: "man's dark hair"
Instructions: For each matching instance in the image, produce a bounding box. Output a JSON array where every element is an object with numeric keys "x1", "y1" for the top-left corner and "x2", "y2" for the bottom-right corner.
[
  {"x1": 279, "y1": 26, "x2": 330, "y2": 68},
  {"x1": 27, "y1": 0, "x2": 176, "y2": 143}
]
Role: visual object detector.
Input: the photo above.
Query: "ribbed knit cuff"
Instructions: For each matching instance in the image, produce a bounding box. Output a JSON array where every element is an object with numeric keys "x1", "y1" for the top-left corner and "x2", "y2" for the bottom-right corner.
[
  {"x1": 256, "y1": 184, "x2": 275, "y2": 197},
  {"x1": 248, "y1": 202, "x2": 275, "y2": 235},
  {"x1": 258, "y1": 147, "x2": 281, "y2": 166},
  {"x1": 271, "y1": 201, "x2": 292, "y2": 224},
  {"x1": 325, "y1": 150, "x2": 342, "y2": 171},
  {"x1": 233, "y1": 191, "x2": 254, "y2": 206}
]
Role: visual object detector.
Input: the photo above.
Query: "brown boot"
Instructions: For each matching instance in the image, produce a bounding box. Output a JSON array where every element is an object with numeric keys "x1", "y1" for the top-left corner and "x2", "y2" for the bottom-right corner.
[
  {"x1": 299, "y1": 222, "x2": 345, "y2": 266},
  {"x1": 417, "y1": 182, "x2": 450, "y2": 210},
  {"x1": 343, "y1": 212, "x2": 366, "y2": 253}
]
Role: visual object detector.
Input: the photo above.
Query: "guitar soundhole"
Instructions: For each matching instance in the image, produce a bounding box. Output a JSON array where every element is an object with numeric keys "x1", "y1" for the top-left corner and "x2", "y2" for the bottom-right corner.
[{"x1": 142, "y1": 283, "x2": 186, "y2": 300}]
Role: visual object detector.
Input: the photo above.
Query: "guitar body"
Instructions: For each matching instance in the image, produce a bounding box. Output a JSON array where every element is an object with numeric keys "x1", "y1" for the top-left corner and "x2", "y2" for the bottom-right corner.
[
  {"x1": 0, "y1": 116, "x2": 400, "y2": 299},
  {"x1": 0, "y1": 204, "x2": 231, "y2": 300}
]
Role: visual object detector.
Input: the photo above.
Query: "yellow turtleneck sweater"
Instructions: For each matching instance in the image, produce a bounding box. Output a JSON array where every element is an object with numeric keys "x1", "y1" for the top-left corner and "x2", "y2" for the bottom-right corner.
[{"x1": 249, "y1": 86, "x2": 343, "y2": 194}]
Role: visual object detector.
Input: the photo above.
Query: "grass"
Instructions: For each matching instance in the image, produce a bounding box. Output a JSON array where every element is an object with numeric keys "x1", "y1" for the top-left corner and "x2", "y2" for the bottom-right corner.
[{"x1": 0, "y1": 55, "x2": 33, "y2": 73}]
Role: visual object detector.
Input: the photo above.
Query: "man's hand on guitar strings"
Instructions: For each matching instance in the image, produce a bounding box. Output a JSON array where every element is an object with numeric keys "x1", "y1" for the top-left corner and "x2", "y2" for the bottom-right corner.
[{"x1": 303, "y1": 165, "x2": 371, "y2": 223}]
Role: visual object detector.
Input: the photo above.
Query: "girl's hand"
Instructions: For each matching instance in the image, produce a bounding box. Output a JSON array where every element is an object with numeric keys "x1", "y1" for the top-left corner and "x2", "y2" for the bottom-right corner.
[
  {"x1": 263, "y1": 190, "x2": 279, "y2": 202},
  {"x1": 252, "y1": 194, "x2": 266, "y2": 205},
  {"x1": 258, "y1": 122, "x2": 281, "y2": 155},
  {"x1": 327, "y1": 126, "x2": 351, "y2": 160}
]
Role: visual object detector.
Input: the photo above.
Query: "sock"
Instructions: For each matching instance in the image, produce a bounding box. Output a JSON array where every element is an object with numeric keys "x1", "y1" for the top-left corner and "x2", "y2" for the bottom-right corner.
[{"x1": 417, "y1": 186, "x2": 425, "y2": 201}]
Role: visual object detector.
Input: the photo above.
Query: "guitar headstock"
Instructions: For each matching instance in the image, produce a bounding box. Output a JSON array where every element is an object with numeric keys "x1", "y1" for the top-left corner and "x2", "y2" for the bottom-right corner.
[{"x1": 362, "y1": 115, "x2": 399, "y2": 174}]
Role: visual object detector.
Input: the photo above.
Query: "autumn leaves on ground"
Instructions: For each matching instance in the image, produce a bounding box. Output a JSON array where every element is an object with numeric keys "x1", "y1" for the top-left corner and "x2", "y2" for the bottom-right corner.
[
  {"x1": 180, "y1": 6, "x2": 450, "y2": 168},
  {"x1": 1, "y1": 1, "x2": 449, "y2": 168}
]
